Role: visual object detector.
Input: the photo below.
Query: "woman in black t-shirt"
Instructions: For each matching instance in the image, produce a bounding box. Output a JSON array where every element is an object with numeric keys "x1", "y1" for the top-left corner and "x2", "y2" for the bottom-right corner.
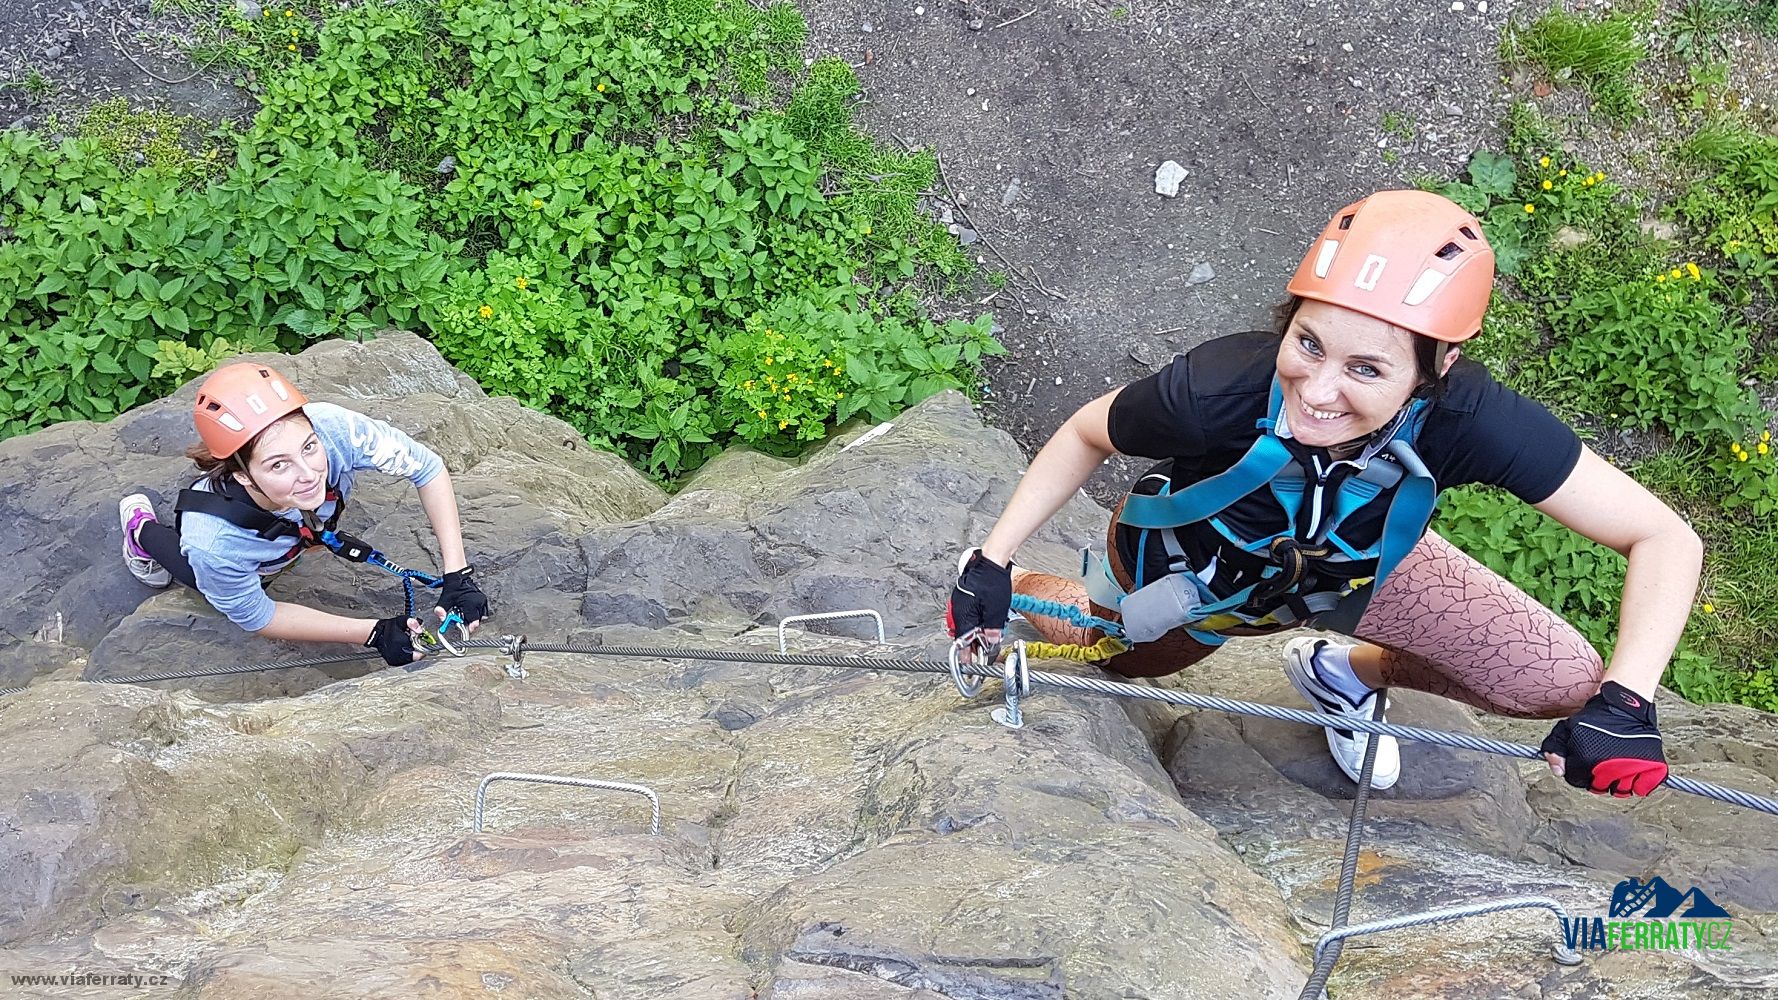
[{"x1": 945, "y1": 190, "x2": 1703, "y2": 798}]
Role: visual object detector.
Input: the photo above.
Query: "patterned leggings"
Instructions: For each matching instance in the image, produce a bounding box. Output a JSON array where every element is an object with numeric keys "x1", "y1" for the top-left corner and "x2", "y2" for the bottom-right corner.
[{"x1": 1014, "y1": 519, "x2": 1604, "y2": 719}]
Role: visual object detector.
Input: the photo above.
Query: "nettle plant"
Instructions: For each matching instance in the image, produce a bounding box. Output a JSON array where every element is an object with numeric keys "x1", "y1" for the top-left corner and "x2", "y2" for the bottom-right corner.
[
  {"x1": 255, "y1": 0, "x2": 994, "y2": 475},
  {"x1": 0, "y1": 0, "x2": 998, "y2": 478}
]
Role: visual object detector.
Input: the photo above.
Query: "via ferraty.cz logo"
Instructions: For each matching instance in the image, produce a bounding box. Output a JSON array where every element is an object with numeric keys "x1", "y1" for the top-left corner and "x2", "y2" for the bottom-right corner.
[{"x1": 1561, "y1": 876, "x2": 1733, "y2": 952}]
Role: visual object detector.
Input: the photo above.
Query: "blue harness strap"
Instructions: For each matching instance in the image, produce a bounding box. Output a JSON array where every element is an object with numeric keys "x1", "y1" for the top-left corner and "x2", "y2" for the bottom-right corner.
[{"x1": 1103, "y1": 377, "x2": 1438, "y2": 643}]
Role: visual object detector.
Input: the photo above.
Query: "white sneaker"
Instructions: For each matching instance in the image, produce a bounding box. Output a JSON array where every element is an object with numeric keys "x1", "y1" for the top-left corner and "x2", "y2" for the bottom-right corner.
[
  {"x1": 1282, "y1": 637, "x2": 1399, "y2": 790},
  {"x1": 119, "y1": 494, "x2": 172, "y2": 589}
]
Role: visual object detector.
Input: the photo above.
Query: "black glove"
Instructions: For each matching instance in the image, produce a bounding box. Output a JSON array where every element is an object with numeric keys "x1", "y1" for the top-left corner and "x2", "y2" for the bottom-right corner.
[
  {"x1": 1540, "y1": 681, "x2": 1669, "y2": 797},
  {"x1": 947, "y1": 548, "x2": 1011, "y2": 658},
  {"x1": 437, "y1": 565, "x2": 490, "y2": 628},
  {"x1": 365, "y1": 615, "x2": 423, "y2": 667}
]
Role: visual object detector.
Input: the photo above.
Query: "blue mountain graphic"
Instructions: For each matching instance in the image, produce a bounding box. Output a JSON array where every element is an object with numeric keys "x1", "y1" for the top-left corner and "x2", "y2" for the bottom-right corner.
[{"x1": 1610, "y1": 877, "x2": 1731, "y2": 919}]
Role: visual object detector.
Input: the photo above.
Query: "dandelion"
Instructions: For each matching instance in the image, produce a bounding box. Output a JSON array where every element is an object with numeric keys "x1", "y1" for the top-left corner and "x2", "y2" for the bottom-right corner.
[
  {"x1": 1523, "y1": 203, "x2": 1535, "y2": 214},
  {"x1": 1541, "y1": 179, "x2": 1553, "y2": 191},
  {"x1": 287, "y1": 43, "x2": 296, "y2": 50},
  {"x1": 1584, "y1": 176, "x2": 1596, "y2": 187},
  {"x1": 531, "y1": 198, "x2": 543, "y2": 209},
  {"x1": 1703, "y1": 602, "x2": 1715, "y2": 614},
  {"x1": 515, "y1": 276, "x2": 529, "y2": 289},
  {"x1": 1656, "y1": 274, "x2": 1667, "y2": 283},
  {"x1": 1740, "y1": 451, "x2": 1750, "y2": 462},
  {"x1": 478, "y1": 304, "x2": 492, "y2": 319},
  {"x1": 1686, "y1": 262, "x2": 1701, "y2": 280},
  {"x1": 262, "y1": 8, "x2": 269, "y2": 14},
  {"x1": 1761, "y1": 442, "x2": 1771, "y2": 456},
  {"x1": 1539, "y1": 155, "x2": 1551, "y2": 168},
  {"x1": 1594, "y1": 171, "x2": 1606, "y2": 182},
  {"x1": 284, "y1": 8, "x2": 293, "y2": 15},
  {"x1": 1670, "y1": 267, "x2": 1683, "y2": 280},
  {"x1": 290, "y1": 28, "x2": 299, "y2": 36},
  {"x1": 597, "y1": 83, "x2": 606, "y2": 92},
  {"x1": 1763, "y1": 430, "x2": 1772, "y2": 443},
  {"x1": 1559, "y1": 169, "x2": 1568, "y2": 177}
]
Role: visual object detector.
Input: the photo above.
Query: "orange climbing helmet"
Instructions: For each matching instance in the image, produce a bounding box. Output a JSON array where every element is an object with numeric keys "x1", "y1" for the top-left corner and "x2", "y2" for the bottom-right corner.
[
  {"x1": 1286, "y1": 189, "x2": 1495, "y2": 344},
  {"x1": 192, "y1": 363, "x2": 308, "y2": 460}
]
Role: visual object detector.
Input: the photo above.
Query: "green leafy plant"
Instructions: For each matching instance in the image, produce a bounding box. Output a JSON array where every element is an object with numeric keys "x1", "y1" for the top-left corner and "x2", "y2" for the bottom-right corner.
[
  {"x1": 0, "y1": 0, "x2": 996, "y2": 479},
  {"x1": 1543, "y1": 264, "x2": 1761, "y2": 437}
]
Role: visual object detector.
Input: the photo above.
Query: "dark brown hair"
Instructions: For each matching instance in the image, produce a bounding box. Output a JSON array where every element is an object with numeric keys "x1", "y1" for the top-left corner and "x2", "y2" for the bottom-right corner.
[{"x1": 1272, "y1": 295, "x2": 1452, "y2": 402}]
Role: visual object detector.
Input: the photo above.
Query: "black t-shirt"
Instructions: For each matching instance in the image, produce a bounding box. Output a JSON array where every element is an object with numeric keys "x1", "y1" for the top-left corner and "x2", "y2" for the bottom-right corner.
[{"x1": 1105, "y1": 330, "x2": 1582, "y2": 600}]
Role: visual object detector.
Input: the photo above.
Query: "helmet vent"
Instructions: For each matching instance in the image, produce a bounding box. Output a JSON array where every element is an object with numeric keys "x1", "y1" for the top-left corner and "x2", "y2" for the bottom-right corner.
[
  {"x1": 1338, "y1": 214, "x2": 1355, "y2": 231},
  {"x1": 1459, "y1": 225, "x2": 1477, "y2": 240},
  {"x1": 1435, "y1": 242, "x2": 1464, "y2": 260}
]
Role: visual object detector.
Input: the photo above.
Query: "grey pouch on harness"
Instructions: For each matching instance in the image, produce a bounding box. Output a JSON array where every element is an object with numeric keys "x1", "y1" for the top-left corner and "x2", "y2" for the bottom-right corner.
[{"x1": 1117, "y1": 572, "x2": 1204, "y2": 644}]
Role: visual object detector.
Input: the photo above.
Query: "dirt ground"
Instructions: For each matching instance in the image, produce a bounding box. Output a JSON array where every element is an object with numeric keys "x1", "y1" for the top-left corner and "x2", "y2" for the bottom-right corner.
[{"x1": 4, "y1": 0, "x2": 1774, "y2": 492}]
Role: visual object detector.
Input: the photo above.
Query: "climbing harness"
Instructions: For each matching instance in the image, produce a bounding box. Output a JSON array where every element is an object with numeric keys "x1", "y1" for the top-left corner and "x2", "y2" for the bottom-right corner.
[
  {"x1": 15, "y1": 628, "x2": 1777, "y2": 998},
  {"x1": 174, "y1": 483, "x2": 469, "y2": 653},
  {"x1": 1082, "y1": 379, "x2": 1435, "y2": 647}
]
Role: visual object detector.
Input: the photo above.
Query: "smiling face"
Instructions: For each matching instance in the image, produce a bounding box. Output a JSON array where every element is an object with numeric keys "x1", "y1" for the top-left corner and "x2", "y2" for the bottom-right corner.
[
  {"x1": 1275, "y1": 299, "x2": 1450, "y2": 449},
  {"x1": 232, "y1": 414, "x2": 329, "y2": 511}
]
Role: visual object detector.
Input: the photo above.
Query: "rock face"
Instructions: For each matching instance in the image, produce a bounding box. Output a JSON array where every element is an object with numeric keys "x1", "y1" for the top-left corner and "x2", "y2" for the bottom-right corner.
[{"x1": 1, "y1": 334, "x2": 1776, "y2": 998}]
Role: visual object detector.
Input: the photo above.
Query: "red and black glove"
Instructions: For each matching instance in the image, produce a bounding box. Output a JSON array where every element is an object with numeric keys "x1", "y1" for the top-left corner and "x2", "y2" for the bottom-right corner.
[
  {"x1": 946, "y1": 548, "x2": 1011, "y2": 661},
  {"x1": 1541, "y1": 681, "x2": 1668, "y2": 797}
]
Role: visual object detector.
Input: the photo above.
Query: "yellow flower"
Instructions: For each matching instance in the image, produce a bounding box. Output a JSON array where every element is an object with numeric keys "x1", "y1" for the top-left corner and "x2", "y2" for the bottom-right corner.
[
  {"x1": 765, "y1": 328, "x2": 774, "y2": 334},
  {"x1": 863, "y1": 225, "x2": 873, "y2": 235},
  {"x1": 515, "y1": 276, "x2": 528, "y2": 289},
  {"x1": 1539, "y1": 155, "x2": 1551, "y2": 168},
  {"x1": 287, "y1": 43, "x2": 296, "y2": 50},
  {"x1": 478, "y1": 304, "x2": 492, "y2": 319},
  {"x1": 786, "y1": 373, "x2": 797, "y2": 382},
  {"x1": 756, "y1": 409, "x2": 767, "y2": 419},
  {"x1": 744, "y1": 380, "x2": 754, "y2": 389},
  {"x1": 1541, "y1": 179, "x2": 1553, "y2": 191},
  {"x1": 1761, "y1": 442, "x2": 1771, "y2": 456},
  {"x1": 284, "y1": 8, "x2": 294, "y2": 15},
  {"x1": 1703, "y1": 602, "x2": 1715, "y2": 614},
  {"x1": 1740, "y1": 452, "x2": 1750, "y2": 462},
  {"x1": 1559, "y1": 169, "x2": 1568, "y2": 177},
  {"x1": 1656, "y1": 274, "x2": 1666, "y2": 283},
  {"x1": 1763, "y1": 430, "x2": 1772, "y2": 442},
  {"x1": 290, "y1": 28, "x2": 299, "y2": 36},
  {"x1": 823, "y1": 359, "x2": 833, "y2": 368},
  {"x1": 779, "y1": 419, "x2": 789, "y2": 429},
  {"x1": 1686, "y1": 262, "x2": 1701, "y2": 280},
  {"x1": 835, "y1": 392, "x2": 845, "y2": 399},
  {"x1": 597, "y1": 83, "x2": 606, "y2": 93},
  {"x1": 1523, "y1": 203, "x2": 1536, "y2": 214},
  {"x1": 1584, "y1": 176, "x2": 1596, "y2": 186},
  {"x1": 531, "y1": 198, "x2": 543, "y2": 209},
  {"x1": 1670, "y1": 267, "x2": 1683, "y2": 279},
  {"x1": 261, "y1": 8, "x2": 269, "y2": 14},
  {"x1": 764, "y1": 356, "x2": 774, "y2": 365},
  {"x1": 1594, "y1": 171, "x2": 1606, "y2": 182}
]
